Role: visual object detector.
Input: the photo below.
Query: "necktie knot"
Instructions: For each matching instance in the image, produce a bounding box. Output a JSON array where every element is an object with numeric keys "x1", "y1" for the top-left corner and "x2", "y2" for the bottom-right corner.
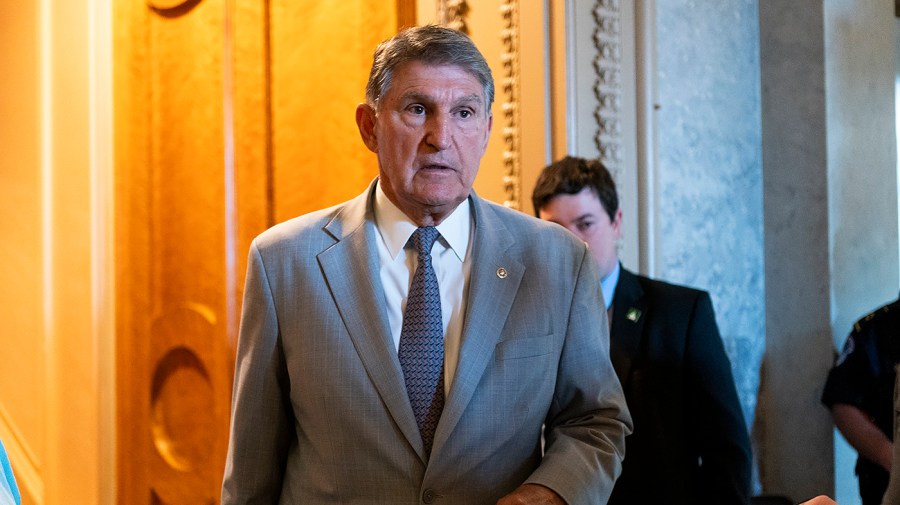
[{"x1": 411, "y1": 226, "x2": 439, "y2": 259}]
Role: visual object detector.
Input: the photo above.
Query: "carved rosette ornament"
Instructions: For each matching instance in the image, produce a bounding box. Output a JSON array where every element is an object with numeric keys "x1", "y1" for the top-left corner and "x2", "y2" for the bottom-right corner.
[
  {"x1": 499, "y1": 0, "x2": 521, "y2": 210},
  {"x1": 592, "y1": 0, "x2": 622, "y2": 174},
  {"x1": 439, "y1": 0, "x2": 471, "y2": 34}
]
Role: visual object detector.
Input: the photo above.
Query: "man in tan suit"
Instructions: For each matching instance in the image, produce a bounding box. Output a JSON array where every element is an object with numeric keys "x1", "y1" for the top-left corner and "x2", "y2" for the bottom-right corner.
[{"x1": 221, "y1": 26, "x2": 631, "y2": 504}]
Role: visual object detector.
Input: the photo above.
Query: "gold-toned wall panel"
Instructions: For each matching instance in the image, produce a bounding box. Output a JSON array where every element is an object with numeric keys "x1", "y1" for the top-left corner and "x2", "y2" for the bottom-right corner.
[
  {"x1": 269, "y1": 0, "x2": 394, "y2": 222},
  {"x1": 0, "y1": 0, "x2": 45, "y2": 447},
  {"x1": 0, "y1": 1, "x2": 45, "y2": 501},
  {"x1": 231, "y1": 0, "x2": 273, "y2": 343},
  {"x1": 117, "y1": 0, "x2": 236, "y2": 502},
  {"x1": 148, "y1": 307, "x2": 219, "y2": 504},
  {"x1": 147, "y1": 0, "x2": 231, "y2": 498}
]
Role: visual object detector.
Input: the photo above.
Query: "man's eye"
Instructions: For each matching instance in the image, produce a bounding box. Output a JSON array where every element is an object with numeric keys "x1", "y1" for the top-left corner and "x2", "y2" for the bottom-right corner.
[
  {"x1": 409, "y1": 105, "x2": 426, "y2": 115},
  {"x1": 576, "y1": 222, "x2": 593, "y2": 232},
  {"x1": 458, "y1": 109, "x2": 472, "y2": 119}
]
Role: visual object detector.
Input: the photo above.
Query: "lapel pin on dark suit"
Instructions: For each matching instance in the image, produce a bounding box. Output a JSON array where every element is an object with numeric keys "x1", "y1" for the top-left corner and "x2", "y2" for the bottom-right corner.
[
  {"x1": 626, "y1": 308, "x2": 642, "y2": 322},
  {"x1": 496, "y1": 267, "x2": 508, "y2": 279}
]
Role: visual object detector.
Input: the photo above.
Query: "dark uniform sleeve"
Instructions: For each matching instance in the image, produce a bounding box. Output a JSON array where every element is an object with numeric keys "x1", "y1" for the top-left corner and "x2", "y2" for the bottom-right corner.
[{"x1": 822, "y1": 324, "x2": 878, "y2": 411}]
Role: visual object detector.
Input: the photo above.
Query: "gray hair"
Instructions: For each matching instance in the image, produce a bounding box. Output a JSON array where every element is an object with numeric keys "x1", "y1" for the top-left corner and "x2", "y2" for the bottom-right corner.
[{"x1": 364, "y1": 25, "x2": 495, "y2": 110}]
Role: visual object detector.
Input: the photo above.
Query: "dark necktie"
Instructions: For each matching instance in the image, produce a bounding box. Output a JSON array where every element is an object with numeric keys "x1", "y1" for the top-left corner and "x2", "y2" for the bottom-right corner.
[{"x1": 398, "y1": 226, "x2": 444, "y2": 458}]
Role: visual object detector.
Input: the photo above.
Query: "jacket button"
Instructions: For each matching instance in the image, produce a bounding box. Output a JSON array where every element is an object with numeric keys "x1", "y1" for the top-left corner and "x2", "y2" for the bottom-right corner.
[{"x1": 422, "y1": 489, "x2": 436, "y2": 503}]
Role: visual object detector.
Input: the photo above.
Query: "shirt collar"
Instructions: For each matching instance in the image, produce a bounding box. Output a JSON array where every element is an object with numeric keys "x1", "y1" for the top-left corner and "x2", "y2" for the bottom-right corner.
[
  {"x1": 600, "y1": 261, "x2": 621, "y2": 310},
  {"x1": 374, "y1": 180, "x2": 471, "y2": 262}
]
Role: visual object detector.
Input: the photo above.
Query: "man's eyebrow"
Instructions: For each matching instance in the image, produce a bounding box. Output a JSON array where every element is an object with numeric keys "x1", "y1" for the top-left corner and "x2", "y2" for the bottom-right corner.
[
  {"x1": 397, "y1": 91, "x2": 432, "y2": 103},
  {"x1": 397, "y1": 92, "x2": 484, "y2": 106},
  {"x1": 455, "y1": 94, "x2": 484, "y2": 105}
]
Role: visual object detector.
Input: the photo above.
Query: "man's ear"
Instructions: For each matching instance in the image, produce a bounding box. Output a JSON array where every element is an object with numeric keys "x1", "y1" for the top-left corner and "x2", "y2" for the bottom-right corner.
[
  {"x1": 482, "y1": 112, "x2": 493, "y2": 151},
  {"x1": 356, "y1": 103, "x2": 378, "y2": 153},
  {"x1": 611, "y1": 208, "x2": 623, "y2": 240}
]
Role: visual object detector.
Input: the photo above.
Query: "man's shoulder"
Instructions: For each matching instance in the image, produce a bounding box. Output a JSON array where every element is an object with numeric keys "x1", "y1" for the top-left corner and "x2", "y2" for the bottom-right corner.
[
  {"x1": 852, "y1": 296, "x2": 900, "y2": 336},
  {"x1": 829, "y1": 297, "x2": 900, "y2": 380},
  {"x1": 478, "y1": 197, "x2": 551, "y2": 229},
  {"x1": 477, "y1": 197, "x2": 585, "y2": 250},
  {"x1": 253, "y1": 202, "x2": 348, "y2": 251}
]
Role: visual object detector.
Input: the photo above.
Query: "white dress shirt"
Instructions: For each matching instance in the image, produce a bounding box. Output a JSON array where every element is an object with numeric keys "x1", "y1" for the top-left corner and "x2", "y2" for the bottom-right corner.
[{"x1": 373, "y1": 182, "x2": 473, "y2": 395}]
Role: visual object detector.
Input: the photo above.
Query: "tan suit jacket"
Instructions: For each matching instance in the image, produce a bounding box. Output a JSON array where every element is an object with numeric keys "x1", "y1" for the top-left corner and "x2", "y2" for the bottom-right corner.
[{"x1": 222, "y1": 181, "x2": 631, "y2": 504}]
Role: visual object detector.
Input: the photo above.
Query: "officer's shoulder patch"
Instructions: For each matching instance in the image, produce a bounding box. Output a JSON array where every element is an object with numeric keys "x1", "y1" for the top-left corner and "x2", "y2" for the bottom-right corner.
[{"x1": 835, "y1": 334, "x2": 856, "y2": 366}]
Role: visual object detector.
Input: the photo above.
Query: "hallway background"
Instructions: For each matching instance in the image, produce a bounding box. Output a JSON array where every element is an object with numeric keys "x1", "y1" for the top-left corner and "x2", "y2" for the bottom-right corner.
[{"x1": 0, "y1": 0, "x2": 897, "y2": 503}]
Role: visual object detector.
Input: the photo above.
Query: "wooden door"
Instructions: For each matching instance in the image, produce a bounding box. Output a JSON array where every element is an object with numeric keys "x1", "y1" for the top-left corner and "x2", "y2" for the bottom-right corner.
[{"x1": 114, "y1": 1, "x2": 409, "y2": 503}]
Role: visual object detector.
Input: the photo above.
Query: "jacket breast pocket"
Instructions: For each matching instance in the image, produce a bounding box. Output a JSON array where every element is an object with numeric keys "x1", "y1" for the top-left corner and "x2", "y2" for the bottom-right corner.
[{"x1": 495, "y1": 334, "x2": 554, "y2": 361}]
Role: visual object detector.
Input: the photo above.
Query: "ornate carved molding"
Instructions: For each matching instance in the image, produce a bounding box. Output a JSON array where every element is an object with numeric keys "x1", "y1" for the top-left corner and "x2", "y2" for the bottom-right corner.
[
  {"x1": 592, "y1": 0, "x2": 622, "y2": 174},
  {"x1": 500, "y1": 0, "x2": 521, "y2": 210},
  {"x1": 438, "y1": 0, "x2": 470, "y2": 34}
]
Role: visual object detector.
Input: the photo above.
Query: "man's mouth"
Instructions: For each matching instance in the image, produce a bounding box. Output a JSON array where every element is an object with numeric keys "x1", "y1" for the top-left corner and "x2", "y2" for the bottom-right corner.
[{"x1": 420, "y1": 164, "x2": 453, "y2": 171}]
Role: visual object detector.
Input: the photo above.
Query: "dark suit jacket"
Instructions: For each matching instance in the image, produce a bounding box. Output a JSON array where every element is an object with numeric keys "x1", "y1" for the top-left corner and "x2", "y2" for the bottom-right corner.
[
  {"x1": 222, "y1": 181, "x2": 632, "y2": 504},
  {"x1": 607, "y1": 267, "x2": 751, "y2": 505}
]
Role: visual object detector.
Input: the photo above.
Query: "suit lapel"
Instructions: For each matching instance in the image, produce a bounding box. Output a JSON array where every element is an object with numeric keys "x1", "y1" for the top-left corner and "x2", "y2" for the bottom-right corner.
[
  {"x1": 317, "y1": 181, "x2": 424, "y2": 457},
  {"x1": 431, "y1": 195, "x2": 523, "y2": 456},
  {"x1": 610, "y1": 267, "x2": 646, "y2": 387}
]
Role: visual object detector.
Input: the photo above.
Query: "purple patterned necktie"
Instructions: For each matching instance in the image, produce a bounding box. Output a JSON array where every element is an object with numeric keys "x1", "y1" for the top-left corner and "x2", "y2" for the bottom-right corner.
[{"x1": 398, "y1": 226, "x2": 444, "y2": 458}]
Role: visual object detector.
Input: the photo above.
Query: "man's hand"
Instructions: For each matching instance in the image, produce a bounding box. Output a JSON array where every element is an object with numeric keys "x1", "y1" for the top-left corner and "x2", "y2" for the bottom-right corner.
[{"x1": 496, "y1": 483, "x2": 565, "y2": 505}]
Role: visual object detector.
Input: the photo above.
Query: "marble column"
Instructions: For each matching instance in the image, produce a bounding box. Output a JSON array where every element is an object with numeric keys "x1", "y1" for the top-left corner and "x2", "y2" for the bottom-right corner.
[{"x1": 758, "y1": 2, "x2": 833, "y2": 501}]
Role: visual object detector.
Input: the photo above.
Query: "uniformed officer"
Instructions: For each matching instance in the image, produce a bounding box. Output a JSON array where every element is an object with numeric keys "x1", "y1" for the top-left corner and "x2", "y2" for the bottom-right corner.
[{"x1": 822, "y1": 295, "x2": 900, "y2": 505}]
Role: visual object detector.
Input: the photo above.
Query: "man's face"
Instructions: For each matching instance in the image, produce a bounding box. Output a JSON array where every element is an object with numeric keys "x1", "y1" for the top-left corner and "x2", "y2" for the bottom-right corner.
[
  {"x1": 356, "y1": 61, "x2": 493, "y2": 225},
  {"x1": 538, "y1": 188, "x2": 622, "y2": 279}
]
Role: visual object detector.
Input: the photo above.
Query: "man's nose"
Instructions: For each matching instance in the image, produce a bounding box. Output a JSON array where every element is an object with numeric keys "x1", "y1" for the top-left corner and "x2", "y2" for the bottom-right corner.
[{"x1": 424, "y1": 115, "x2": 452, "y2": 150}]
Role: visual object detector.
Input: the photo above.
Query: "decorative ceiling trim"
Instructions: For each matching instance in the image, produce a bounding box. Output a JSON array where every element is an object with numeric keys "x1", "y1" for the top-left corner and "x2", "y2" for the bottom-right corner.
[
  {"x1": 500, "y1": 0, "x2": 521, "y2": 210},
  {"x1": 439, "y1": 0, "x2": 470, "y2": 34},
  {"x1": 592, "y1": 0, "x2": 622, "y2": 174}
]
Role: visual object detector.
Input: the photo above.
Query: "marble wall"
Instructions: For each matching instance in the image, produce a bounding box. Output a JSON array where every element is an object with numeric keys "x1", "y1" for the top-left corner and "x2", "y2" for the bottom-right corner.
[
  {"x1": 652, "y1": 0, "x2": 765, "y2": 440},
  {"x1": 649, "y1": 0, "x2": 898, "y2": 501}
]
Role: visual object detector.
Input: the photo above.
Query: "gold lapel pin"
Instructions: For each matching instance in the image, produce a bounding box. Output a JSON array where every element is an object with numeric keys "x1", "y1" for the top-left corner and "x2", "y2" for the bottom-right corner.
[
  {"x1": 496, "y1": 267, "x2": 508, "y2": 279},
  {"x1": 626, "y1": 308, "x2": 642, "y2": 322}
]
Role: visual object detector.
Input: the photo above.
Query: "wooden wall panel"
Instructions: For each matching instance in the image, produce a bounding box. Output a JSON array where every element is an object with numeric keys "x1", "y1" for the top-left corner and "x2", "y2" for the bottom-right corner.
[
  {"x1": 269, "y1": 0, "x2": 394, "y2": 222},
  {"x1": 146, "y1": 0, "x2": 232, "y2": 491},
  {"x1": 231, "y1": 0, "x2": 273, "y2": 346},
  {"x1": 116, "y1": 0, "x2": 238, "y2": 503},
  {"x1": 0, "y1": 3, "x2": 45, "y2": 501}
]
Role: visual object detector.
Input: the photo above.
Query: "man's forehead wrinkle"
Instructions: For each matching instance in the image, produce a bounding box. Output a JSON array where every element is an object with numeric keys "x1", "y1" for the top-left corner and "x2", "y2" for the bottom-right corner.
[{"x1": 396, "y1": 90, "x2": 483, "y2": 105}]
